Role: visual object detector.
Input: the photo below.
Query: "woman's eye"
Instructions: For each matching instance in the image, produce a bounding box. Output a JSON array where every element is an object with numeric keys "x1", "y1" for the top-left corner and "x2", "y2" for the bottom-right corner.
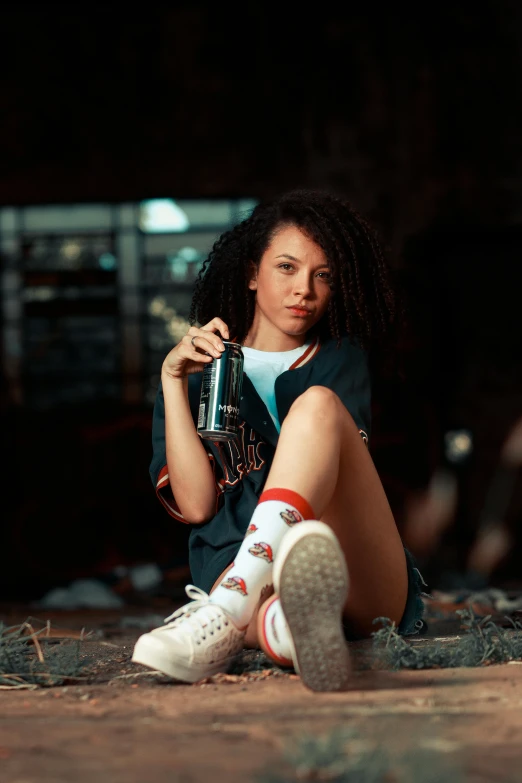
[
  {"x1": 317, "y1": 272, "x2": 331, "y2": 280},
  {"x1": 278, "y1": 263, "x2": 293, "y2": 271}
]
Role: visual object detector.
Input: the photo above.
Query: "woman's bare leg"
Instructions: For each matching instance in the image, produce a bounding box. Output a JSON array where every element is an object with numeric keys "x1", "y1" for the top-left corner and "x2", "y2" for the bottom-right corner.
[
  {"x1": 215, "y1": 385, "x2": 408, "y2": 648},
  {"x1": 258, "y1": 385, "x2": 408, "y2": 641}
]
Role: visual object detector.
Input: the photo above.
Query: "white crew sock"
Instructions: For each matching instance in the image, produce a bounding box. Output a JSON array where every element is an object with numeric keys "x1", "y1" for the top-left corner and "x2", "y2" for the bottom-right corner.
[
  {"x1": 210, "y1": 488, "x2": 314, "y2": 628},
  {"x1": 260, "y1": 594, "x2": 293, "y2": 667}
]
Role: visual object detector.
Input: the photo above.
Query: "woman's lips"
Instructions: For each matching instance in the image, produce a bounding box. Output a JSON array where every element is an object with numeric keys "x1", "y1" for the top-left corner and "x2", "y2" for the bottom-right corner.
[{"x1": 288, "y1": 307, "x2": 312, "y2": 317}]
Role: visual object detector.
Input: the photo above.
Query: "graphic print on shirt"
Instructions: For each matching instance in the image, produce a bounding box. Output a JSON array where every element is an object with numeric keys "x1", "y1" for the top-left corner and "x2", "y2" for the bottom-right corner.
[
  {"x1": 248, "y1": 542, "x2": 274, "y2": 563},
  {"x1": 245, "y1": 523, "x2": 258, "y2": 537},
  {"x1": 214, "y1": 422, "x2": 267, "y2": 487},
  {"x1": 222, "y1": 576, "x2": 248, "y2": 595},
  {"x1": 280, "y1": 508, "x2": 303, "y2": 526}
]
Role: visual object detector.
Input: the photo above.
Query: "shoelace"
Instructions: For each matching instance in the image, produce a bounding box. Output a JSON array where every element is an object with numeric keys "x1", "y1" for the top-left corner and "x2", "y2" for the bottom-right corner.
[{"x1": 162, "y1": 584, "x2": 230, "y2": 643}]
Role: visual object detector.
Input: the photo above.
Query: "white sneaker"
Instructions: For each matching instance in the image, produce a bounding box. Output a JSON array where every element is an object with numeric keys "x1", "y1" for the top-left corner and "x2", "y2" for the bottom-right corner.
[
  {"x1": 272, "y1": 520, "x2": 351, "y2": 692},
  {"x1": 131, "y1": 585, "x2": 245, "y2": 683}
]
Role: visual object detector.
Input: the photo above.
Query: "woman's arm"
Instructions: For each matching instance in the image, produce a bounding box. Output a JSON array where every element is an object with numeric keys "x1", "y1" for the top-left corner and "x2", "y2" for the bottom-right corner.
[
  {"x1": 162, "y1": 373, "x2": 216, "y2": 524},
  {"x1": 155, "y1": 317, "x2": 230, "y2": 524}
]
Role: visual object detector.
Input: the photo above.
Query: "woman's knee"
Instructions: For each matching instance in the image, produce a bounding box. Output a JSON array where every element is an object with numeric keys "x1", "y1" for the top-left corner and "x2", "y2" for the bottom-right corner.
[{"x1": 286, "y1": 385, "x2": 347, "y2": 425}]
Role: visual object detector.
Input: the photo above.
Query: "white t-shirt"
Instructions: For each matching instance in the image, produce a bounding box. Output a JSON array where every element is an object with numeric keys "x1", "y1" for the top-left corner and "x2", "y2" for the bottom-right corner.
[{"x1": 242, "y1": 342, "x2": 311, "y2": 432}]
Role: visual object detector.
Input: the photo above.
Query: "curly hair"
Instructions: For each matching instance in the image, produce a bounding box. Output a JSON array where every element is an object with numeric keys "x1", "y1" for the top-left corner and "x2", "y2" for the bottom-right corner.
[{"x1": 189, "y1": 188, "x2": 405, "y2": 351}]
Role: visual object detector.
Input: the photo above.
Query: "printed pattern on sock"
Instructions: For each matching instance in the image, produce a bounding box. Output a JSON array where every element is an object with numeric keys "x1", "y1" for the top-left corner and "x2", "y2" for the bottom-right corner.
[
  {"x1": 222, "y1": 576, "x2": 248, "y2": 595},
  {"x1": 281, "y1": 508, "x2": 302, "y2": 526},
  {"x1": 248, "y1": 542, "x2": 274, "y2": 563},
  {"x1": 210, "y1": 489, "x2": 315, "y2": 628}
]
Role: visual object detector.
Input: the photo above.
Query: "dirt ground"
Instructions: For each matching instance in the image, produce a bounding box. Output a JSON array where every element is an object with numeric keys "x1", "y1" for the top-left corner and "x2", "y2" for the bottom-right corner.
[{"x1": 2, "y1": 600, "x2": 522, "y2": 783}]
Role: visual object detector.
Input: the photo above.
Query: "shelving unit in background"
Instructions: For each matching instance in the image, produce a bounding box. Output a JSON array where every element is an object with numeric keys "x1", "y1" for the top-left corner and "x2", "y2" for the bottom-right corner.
[{"x1": 0, "y1": 198, "x2": 257, "y2": 410}]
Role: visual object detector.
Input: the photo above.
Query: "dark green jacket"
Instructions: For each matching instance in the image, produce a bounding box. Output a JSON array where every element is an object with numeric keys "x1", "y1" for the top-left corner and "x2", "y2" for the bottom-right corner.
[{"x1": 150, "y1": 335, "x2": 371, "y2": 592}]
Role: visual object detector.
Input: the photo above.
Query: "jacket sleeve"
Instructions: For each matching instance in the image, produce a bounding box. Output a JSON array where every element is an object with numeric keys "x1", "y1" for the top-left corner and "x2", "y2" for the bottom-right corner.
[{"x1": 149, "y1": 377, "x2": 224, "y2": 523}]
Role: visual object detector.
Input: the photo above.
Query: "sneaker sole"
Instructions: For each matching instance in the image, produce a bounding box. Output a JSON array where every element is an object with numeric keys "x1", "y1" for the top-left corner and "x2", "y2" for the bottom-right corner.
[
  {"x1": 277, "y1": 529, "x2": 351, "y2": 692},
  {"x1": 131, "y1": 635, "x2": 236, "y2": 683}
]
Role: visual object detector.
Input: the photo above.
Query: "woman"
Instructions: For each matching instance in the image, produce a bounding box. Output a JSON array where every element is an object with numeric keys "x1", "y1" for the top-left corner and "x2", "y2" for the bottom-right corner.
[{"x1": 132, "y1": 188, "x2": 427, "y2": 691}]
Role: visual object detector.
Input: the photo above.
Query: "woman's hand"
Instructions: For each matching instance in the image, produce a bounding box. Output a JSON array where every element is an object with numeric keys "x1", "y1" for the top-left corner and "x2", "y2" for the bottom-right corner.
[{"x1": 162, "y1": 318, "x2": 230, "y2": 380}]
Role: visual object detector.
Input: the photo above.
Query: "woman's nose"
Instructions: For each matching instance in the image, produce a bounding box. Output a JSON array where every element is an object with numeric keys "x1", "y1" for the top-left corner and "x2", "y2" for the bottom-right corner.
[{"x1": 293, "y1": 273, "x2": 312, "y2": 296}]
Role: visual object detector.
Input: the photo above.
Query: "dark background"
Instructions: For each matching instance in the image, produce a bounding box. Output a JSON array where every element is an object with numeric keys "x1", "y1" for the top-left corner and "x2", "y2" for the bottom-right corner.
[{"x1": 2, "y1": 4, "x2": 522, "y2": 602}]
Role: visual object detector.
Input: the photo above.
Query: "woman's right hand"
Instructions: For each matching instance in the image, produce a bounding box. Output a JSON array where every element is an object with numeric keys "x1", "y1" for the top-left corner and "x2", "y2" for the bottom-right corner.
[{"x1": 161, "y1": 318, "x2": 231, "y2": 380}]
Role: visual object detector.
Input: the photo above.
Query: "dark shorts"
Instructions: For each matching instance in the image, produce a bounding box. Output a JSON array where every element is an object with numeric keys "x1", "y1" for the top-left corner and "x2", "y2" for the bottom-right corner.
[{"x1": 342, "y1": 546, "x2": 428, "y2": 641}]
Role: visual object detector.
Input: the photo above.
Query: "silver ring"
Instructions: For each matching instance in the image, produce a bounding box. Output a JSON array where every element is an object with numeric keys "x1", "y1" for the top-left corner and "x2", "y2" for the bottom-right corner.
[{"x1": 191, "y1": 336, "x2": 197, "y2": 347}]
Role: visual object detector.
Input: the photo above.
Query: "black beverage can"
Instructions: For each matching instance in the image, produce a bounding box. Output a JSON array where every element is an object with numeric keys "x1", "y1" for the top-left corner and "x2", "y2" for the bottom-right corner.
[{"x1": 197, "y1": 341, "x2": 244, "y2": 441}]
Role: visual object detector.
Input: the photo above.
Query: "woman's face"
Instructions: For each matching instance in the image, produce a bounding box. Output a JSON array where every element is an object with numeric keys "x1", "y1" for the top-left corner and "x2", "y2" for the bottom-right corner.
[{"x1": 247, "y1": 224, "x2": 332, "y2": 346}]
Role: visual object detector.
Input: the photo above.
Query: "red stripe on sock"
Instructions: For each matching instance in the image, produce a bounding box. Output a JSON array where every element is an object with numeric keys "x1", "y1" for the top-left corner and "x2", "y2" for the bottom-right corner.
[
  {"x1": 258, "y1": 488, "x2": 315, "y2": 520},
  {"x1": 259, "y1": 595, "x2": 293, "y2": 668}
]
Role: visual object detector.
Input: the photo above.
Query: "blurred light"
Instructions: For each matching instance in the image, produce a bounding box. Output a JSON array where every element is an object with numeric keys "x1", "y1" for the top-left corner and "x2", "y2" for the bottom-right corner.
[
  {"x1": 166, "y1": 315, "x2": 191, "y2": 343},
  {"x1": 167, "y1": 246, "x2": 204, "y2": 282},
  {"x1": 149, "y1": 296, "x2": 167, "y2": 317},
  {"x1": 23, "y1": 286, "x2": 55, "y2": 302},
  {"x1": 98, "y1": 252, "x2": 117, "y2": 271},
  {"x1": 148, "y1": 298, "x2": 190, "y2": 343},
  {"x1": 168, "y1": 255, "x2": 188, "y2": 282},
  {"x1": 139, "y1": 199, "x2": 190, "y2": 233},
  {"x1": 402, "y1": 467, "x2": 458, "y2": 556},
  {"x1": 466, "y1": 523, "x2": 512, "y2": 578},
  {"x1": 444, "y1": 429, "x2": 473, "y2": 463},
  {"x1": 62, "y1": 240, "x2": 81, "y2": 260},
  {"x1": 177, "y1": 246, "x2": 201, "y2": 261}
]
